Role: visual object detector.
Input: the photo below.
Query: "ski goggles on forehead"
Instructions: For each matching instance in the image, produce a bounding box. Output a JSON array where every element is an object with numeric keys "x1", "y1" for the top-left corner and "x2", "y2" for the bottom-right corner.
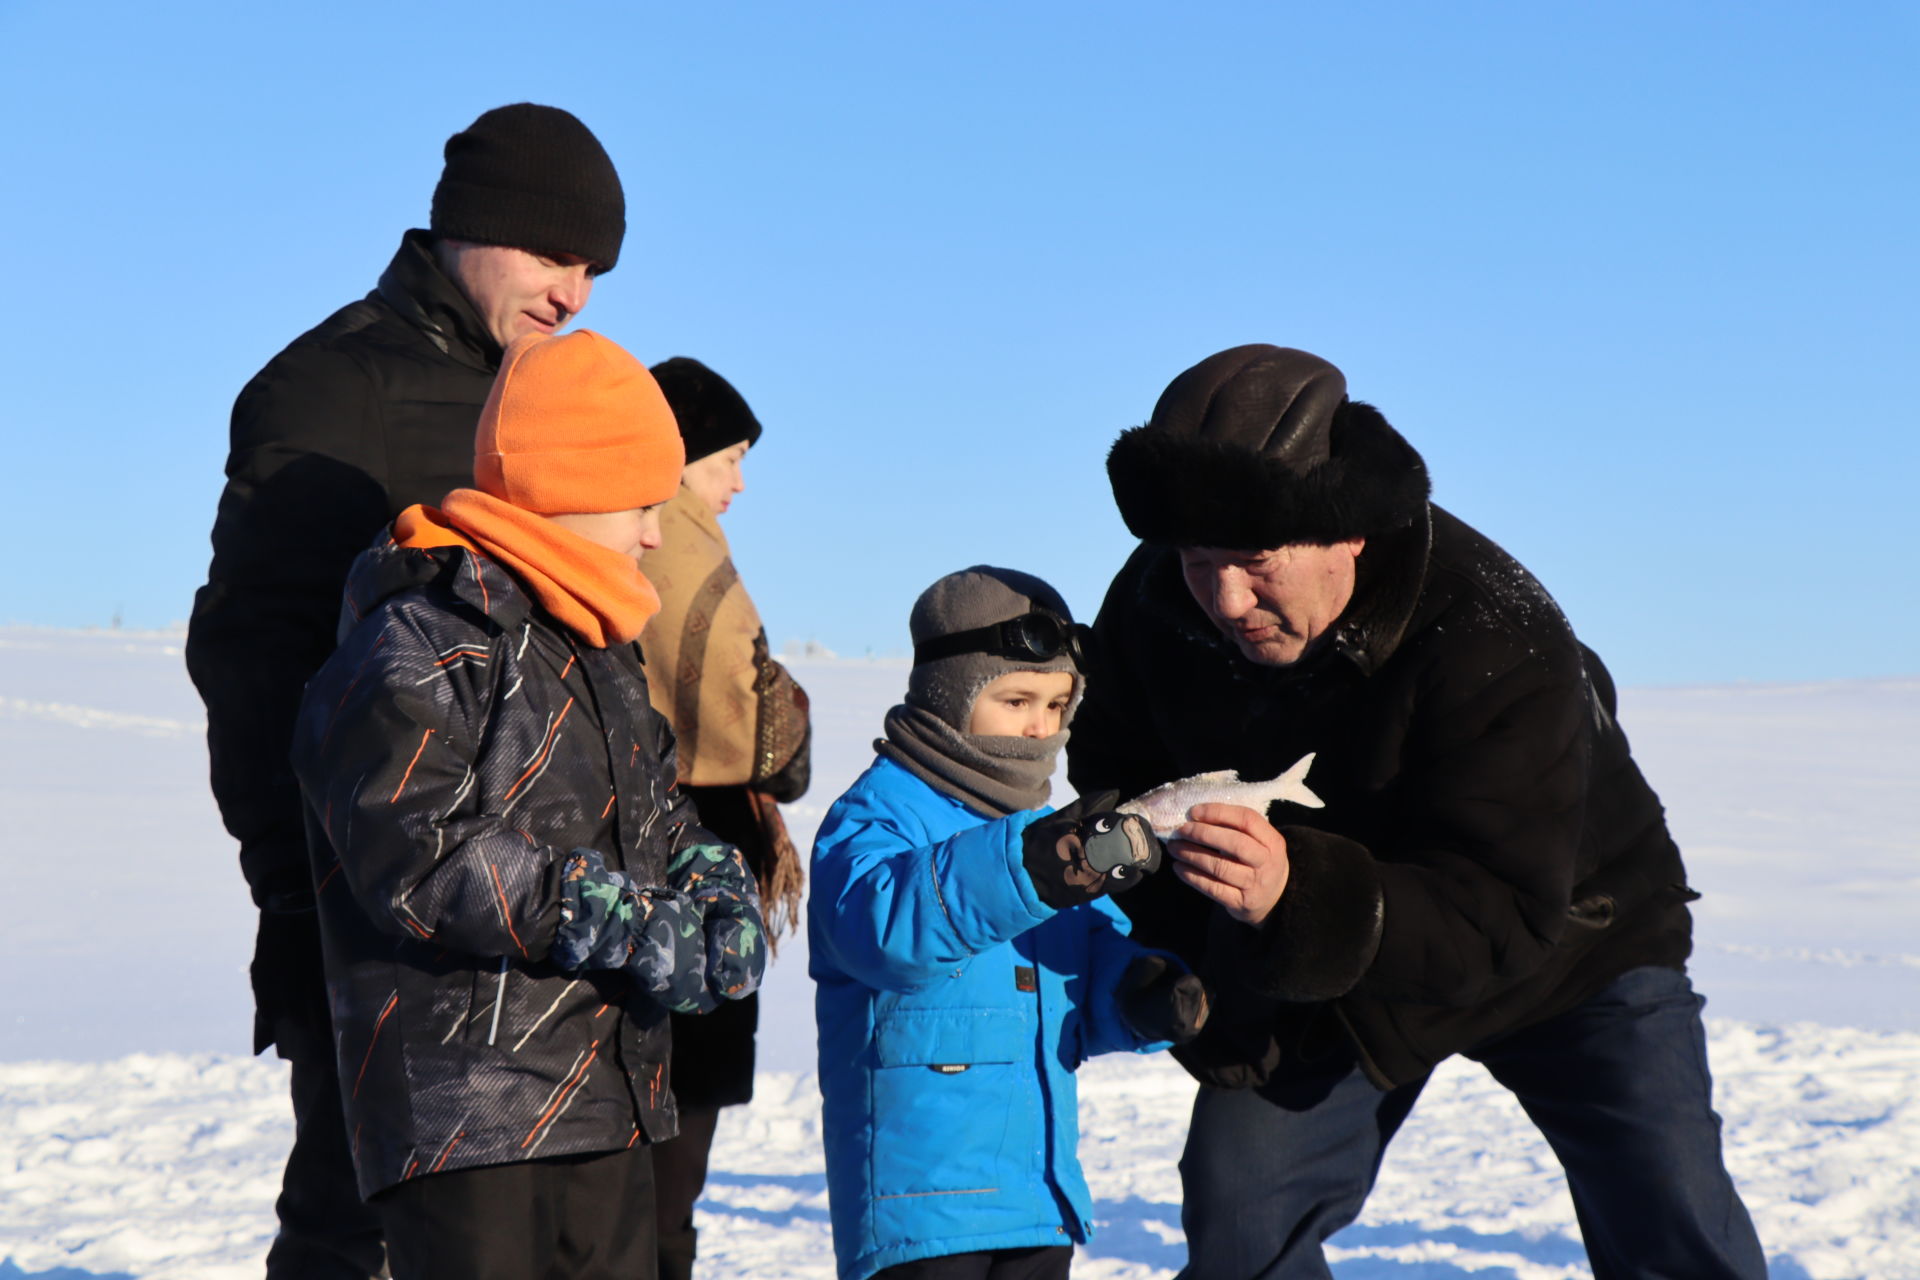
[{"x1": 914, "y1": 610, "x2": 1092, "y2": 669}]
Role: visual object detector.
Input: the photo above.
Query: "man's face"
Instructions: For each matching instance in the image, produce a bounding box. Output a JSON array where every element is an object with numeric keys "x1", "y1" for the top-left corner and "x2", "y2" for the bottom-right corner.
[
  {"x1": 439, "y1": 240, "x2": 601, "y2": 348},
  {"x1": 1178, "y1": 539, "x2": 1365, "y2": 667}
]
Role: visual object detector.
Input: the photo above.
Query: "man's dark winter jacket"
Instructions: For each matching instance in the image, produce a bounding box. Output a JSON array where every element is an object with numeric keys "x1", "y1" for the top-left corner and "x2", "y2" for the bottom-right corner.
[
  {"x1": 290, "y1": 536, "x2": 722, "y2": 1197},
  {"x1": 186, "y1": 232, "x2": 501, "y2": 1053},
  {"x1": 1068, "y1": 507, "x2": 1697, "y2": 1090}
]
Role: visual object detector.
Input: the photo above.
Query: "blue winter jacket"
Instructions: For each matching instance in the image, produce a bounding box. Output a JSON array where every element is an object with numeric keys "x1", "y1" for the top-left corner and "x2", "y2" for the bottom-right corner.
[{"x1": 810, "y1": 757, "x2": 1169, "y2": 1280}]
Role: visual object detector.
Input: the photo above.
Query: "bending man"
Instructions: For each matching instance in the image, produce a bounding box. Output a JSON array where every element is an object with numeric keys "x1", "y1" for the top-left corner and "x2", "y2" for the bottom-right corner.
[{"x1": 1069, "y1": 344, "x2": 1766, "y2": 1280}]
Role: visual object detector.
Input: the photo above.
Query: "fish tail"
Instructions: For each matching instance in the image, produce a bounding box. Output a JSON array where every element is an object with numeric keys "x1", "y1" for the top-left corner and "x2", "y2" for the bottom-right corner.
[{"x1": 1278, "y1": 752, "x2": 1326, "y2": 809}]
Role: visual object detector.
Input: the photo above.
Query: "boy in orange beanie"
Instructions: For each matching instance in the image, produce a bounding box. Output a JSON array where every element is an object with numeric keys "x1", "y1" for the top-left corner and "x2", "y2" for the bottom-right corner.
[{"x1": 290, "y1": 330, "x2": 766, "y2": 1279}]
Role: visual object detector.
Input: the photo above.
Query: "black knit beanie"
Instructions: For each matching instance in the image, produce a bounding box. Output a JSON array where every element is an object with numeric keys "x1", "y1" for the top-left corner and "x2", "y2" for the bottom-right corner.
[
  {"x1": 1106, "y1": 344, "x2": 1430, "y2": 549},
  {"x1": 650, "y1": 357, "x2": 764, "y2": 463},
  {"x1": 430, "y1": 103, "x2": 626, "y2": 272}
]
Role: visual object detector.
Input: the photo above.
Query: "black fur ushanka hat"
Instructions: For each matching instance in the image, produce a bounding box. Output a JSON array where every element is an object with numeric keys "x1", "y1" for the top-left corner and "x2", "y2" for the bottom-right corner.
[{"x1": 1107, "y1": 345, "x2": 1431, "y2": 548}]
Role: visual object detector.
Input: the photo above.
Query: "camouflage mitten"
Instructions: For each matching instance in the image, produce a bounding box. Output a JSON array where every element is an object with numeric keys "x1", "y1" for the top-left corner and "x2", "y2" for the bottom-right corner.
[
  {"x1": 1020, "y1": 793, "x2": 1164, "y2": 909},
  {"x1": 1116, "y1": 953, "x2": 1210, "y2": 1045},
  {"x1": 553, "y1": 849, "x2": 706, "y2": 1009},
  {"x1": 669, "y1": 842, "x2": 769, "y2": 1012}
]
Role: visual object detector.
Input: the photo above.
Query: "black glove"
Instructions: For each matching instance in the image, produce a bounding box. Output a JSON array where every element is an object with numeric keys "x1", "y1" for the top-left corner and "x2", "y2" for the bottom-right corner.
[
  {"x1": 249, "y1": 898, "x2": 331, "y2": 1057},
  {"x1": 1116, "y1": 954, "x2": 1210, "y2": 1044},
  {"x1": 1021, "y1": 792, "x2": 1164, "y2": 909}
]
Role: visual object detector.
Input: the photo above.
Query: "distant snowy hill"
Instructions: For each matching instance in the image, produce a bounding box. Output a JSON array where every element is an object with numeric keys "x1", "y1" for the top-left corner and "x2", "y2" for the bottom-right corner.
[{"x1": 2, "y1": 627, "x2": 1916, "y2": 1278}]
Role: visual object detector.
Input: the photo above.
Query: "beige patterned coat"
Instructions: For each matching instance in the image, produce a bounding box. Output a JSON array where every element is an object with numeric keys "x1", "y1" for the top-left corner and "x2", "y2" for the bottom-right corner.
[{"x1": 639, "y1": 487, "x2": 809, "y2": 940}]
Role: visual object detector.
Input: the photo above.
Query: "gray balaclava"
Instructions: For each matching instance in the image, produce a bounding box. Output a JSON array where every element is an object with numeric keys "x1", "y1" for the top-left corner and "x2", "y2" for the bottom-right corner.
[
  {"x1": 878, "y1": 566, "x2": 1081, "y2": 816},
  {"x1": 906, "y1": 566, "x2": 1081, "y2": 730}
]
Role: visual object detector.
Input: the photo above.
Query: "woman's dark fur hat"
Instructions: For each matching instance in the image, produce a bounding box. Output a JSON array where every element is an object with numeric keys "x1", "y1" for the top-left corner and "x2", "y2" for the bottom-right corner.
[
  {"x1": 1107, "y1": 345, "x2": 1430, "y2": 548},
  {"x1": 649, "y1": 357, "x2": 764, "y2": 463}
]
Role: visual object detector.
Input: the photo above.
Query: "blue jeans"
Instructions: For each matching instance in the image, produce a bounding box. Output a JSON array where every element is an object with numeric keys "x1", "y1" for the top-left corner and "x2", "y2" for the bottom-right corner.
[{"x1": 1178, "y1": 966, "x2": 1766, "y2": 1279}]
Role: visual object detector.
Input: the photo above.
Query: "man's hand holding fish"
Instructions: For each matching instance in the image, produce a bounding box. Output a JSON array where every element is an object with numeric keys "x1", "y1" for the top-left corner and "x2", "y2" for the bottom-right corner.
[{"x1": 1167, "y1": 803, "x2": 1291, "y2": 926}]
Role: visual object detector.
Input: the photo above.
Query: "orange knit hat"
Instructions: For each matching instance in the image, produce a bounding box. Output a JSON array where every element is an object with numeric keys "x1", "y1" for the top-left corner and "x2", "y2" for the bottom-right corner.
[{"x1": 475, "y1": 330, "x2": 684, "y2": 514}]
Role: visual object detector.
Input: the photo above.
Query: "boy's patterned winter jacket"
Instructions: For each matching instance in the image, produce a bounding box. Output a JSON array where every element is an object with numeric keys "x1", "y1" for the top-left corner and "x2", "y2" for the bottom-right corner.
[
  {"x1": 809, "y1": 757, "x2": 1170, "y2": 1280},
  {"x1": 291, "y1": 536, "x2": 757, "y2": 1197}
]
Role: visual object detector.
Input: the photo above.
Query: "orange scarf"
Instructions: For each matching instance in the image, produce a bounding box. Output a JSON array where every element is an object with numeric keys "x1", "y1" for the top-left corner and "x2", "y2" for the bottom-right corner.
[{"x1": 393, "y1": 490, "x2": 660, "y2": 648}]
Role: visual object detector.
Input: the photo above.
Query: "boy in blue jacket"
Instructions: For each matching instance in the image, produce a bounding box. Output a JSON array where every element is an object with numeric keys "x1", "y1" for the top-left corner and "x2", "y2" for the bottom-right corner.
[{"x1": 810, "y1": 567, "x2": 1208, "y2": 1280}]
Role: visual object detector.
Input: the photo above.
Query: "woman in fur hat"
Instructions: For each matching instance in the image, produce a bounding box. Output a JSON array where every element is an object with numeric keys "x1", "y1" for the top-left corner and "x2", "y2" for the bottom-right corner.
[{"x1": 639, "y1": 357, "x2": 812, "y2": 1280}]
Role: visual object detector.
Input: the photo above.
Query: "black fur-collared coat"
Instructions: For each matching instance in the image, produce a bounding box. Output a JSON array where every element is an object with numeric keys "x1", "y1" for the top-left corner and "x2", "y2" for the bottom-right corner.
[
  {"x1": 1068, "y1": 506, "x2": 1697, "y2": 1090},
  {"x1": 290, "y1": 536, "x2": 739, "y2": 1196}
]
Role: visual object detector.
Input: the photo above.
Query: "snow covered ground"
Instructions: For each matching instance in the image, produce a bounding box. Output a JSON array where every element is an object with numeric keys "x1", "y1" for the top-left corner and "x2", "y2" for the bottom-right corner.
[{"x1": 2, "y1": 626, "x2": 1917, "y2": 1278}]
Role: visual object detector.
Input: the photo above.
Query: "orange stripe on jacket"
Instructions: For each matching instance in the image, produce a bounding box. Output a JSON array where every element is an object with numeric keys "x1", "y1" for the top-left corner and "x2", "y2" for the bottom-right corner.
[
  {"x1": 522, "y1": 1041, "x2": 601, "y2": 1148},
  {"x1": 389, "y1": 729, "x2": 435, "y2": 802},
  {"x1": 353, "y1": 994, "x2": 400, "y2": 1099},
  {"x1": 488, "y1": 861, "x2": 531, "y2": 959},
  {"x1": 503, "y1": 697, "x2": 575, "y2": 801}
]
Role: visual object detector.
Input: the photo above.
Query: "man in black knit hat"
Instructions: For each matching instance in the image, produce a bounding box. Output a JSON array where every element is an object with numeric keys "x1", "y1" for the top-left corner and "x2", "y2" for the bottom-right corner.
[
  {"x1": 1069, "y1": 345, "x2": 1767, "y2": 1279},
  {"x1": 186, "y1": 103, "x2": 625, "y2": 1280}
]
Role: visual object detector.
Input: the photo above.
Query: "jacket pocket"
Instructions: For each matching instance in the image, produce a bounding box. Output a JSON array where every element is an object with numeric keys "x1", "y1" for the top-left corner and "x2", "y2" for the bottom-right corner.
[
  {"x1": 870, "y1": 1008, "x2": 1030, "y2": 1200},
  {"x1": 874, "y1": 1007, "x2": 1028, "y2": 1071},
  {"x1": 423, "y1": 963, "x2": 492, "y2": 1049}
]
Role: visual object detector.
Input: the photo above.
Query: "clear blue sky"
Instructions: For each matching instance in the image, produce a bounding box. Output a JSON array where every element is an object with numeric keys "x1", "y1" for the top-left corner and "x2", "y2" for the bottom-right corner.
[{"x1": 2, "y1": 1, "x2": 1913, "y2": 684}]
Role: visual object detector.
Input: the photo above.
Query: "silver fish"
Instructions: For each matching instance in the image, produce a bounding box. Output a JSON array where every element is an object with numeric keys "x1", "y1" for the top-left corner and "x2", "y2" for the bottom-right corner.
[{"x1": 1118, "y1": 753, "x2": 1323, "y2": 838}]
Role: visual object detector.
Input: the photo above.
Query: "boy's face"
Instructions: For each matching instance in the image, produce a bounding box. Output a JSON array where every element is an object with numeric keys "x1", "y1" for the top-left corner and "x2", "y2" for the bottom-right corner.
[
  {"x1": 966, "y1": 670, "x2": 1075, "y2": 739},
  {"x1": 546, "y1": 503, "x2": 667, "y2": 567}
]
